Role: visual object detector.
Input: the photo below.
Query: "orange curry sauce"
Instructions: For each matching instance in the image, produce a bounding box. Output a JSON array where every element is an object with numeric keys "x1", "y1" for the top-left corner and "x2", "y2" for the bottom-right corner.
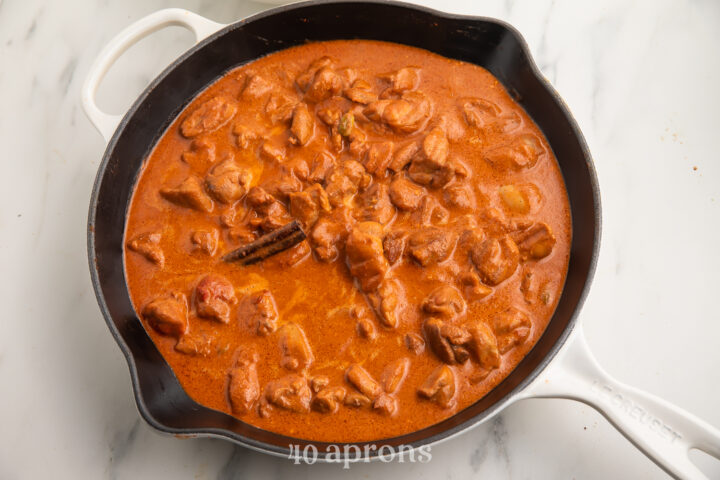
[{"x1": 124, "y1": 40, "x2": 571, "y2": 442}]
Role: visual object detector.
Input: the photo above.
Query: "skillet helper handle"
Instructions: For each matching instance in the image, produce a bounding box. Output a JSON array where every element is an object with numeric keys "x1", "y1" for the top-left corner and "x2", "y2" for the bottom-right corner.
[
  {"x1": 521, "y1": 326, "x2": 720, "y2": 479},
  {"x1": 81, "y1": 8, "x2": 226, "y2": 142}
]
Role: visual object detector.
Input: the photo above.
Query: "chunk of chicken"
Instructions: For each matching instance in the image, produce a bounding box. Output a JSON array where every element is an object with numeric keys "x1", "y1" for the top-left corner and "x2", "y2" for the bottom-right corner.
[
  {"x1": 263, "y1": 374, "x2": 312, "y2": 413},
  {"x1": 324, "y1": 160, "x2": 371, "y2": 207},
  {"x1": 279, "y1": 323, "x2": 314, "y2": 371},
  {"x1": 389, "y1": 141, "x2": 420, "y2": 173},
  {"x1": 364, "y1": 91, "x2": 432, "y2": 134},
  {"x1": 238, "y1": 289, "x2": 278, "y2": 336},
  {"x1": 242, "y1": 74, "x2": 272, "y2": 98},
  {"x1": 405, "y1": 332, "x2": 426, "y2": 355},
  {"x1": 492, "y1": 307, "x2": 532, "y2": 353},
  {"x1": 312, "y1": 386, "x2": 347, "y2": 413},
  {"x1": 464, "y1": 320, "x2": 501, "y2": 372},
  {"x1": 470, "y1": 236, "x2": 520, "y2": 285},
  {"x1": 344, "y1": 79, "x2": 377, "y2": 104},
  {"x1": 346, "y1": 365, "x2": 382, "y2": 399},
  {"x1": 373, "y1": 393, "x2": 398, "y2": 416},
  {"x1": 423, "y1": 317, "x2": 472, "y2": 364},
  {"x1": 160, "y1": 176, "x2": 214, "y2": 212},
  {"x1": 190, "y1": 229, "x2": 219, "y2": 256},
  {"x1": 389, "y1": 174, "x2": 425, "y2": 211},
  {"x1": 195, "y1": 274, "x2": 237, "y2": 324},
  {"x1": 512, "y1": 222, "x2": 556, "y2": 260},
  {"x1": 290, "y1": 103, "x2": 315, "y2": 146},
  {"x1": 358, "y1": 183, "x2": 395, "y2": 225},
  {"x1": 443, "y1": 182, "x2": 476, "y2": 210},
  {"x1": 407, "y1": 227, "x2": 455, "y2": 266},
  {"x1": 346, "y1": 222, "x2": 389, "y2": 291},
  {"x1": 362, "y1": 141, "x2": 394, "y2": 176},
  {"x1": 309, "y1": 209, "x2": 352, "y2": 262},
  {"x1": 127, "y1": 232, "x2": 164, "y2": 267},
  {"x1": 422, "y1": 285, "x2": 466, "y2": 320},
  {"x1": 246, "y1": 186, "x2": 291, "y2": 233},
  {"x1": 288, "y1": 184, "x2": 331, "y2": 229},
  {"x1": 228, "y1": 348, "x2": 260, "y2": 414},
  {"x1": 383, "y1": 230, "x2": 406, "y2": 265},
  {"x1": 408, "y1": 127, "x2": 455, "y2": 188},
  {"x1": 484, "y1": 134, "x2": 546, "y2": 171},
  {"x1": 418, "y1": 365, "x2": 456, "y2": 408},
  {"x1": 174, "y1": 332, "x2": 216, "y2": 357},
  {"x1": 461, "y1": 98, "x2": 501, "y2": 129},
  {"x1": 379, "y1": 67, "x2": 420, "y2": 94},
  {"x1": 368, "y1": 278, "x2": 404, "y2": 329},
  {"x1": 142, "y1": 292, "x2": 188, "y2": 337},
  {"x1": 381, "y1": 358, "x2": 410, "y2": 394},
  {"x1": 180, "y1": 96, "x2": 237, "y2": 137},
  {"x1": 265, "y1": 93, "x2": 298, "y2": 124},
  {"x1": 205, "y1": 159, "x2": 252, "y2": 204}
]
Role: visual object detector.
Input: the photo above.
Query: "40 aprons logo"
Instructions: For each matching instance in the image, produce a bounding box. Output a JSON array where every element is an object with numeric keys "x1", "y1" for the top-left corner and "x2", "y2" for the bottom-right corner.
[{"x1": 288, "y1": 443, "x2": 432, "y2": 468}]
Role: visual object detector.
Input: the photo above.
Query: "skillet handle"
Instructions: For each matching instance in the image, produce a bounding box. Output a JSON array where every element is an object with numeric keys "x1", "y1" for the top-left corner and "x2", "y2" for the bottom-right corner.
[
  {"x1": 519, "y1": 326, "x2": 720, "y2": 479},
  {"x1": 81, "y1": 8, "x2": 226, "y2": 142}
]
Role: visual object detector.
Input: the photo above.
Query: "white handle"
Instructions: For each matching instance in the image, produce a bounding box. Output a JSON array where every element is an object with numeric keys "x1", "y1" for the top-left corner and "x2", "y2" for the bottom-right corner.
[
  {"x1": 81, "y1": 8, "x2": 226, "y2": 142},
  {"x1": 520, "y1": 326, "x2": 720, "y2": 479}
]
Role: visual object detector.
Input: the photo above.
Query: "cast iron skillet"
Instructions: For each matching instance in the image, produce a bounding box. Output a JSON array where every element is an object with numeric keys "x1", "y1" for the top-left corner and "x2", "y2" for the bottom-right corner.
[{"x1": 82, "y1": 1, "x2": 720, "y2": 477}]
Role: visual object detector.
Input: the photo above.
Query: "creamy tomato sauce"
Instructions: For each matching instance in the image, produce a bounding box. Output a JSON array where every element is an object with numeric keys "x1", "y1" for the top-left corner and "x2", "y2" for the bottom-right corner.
[{"x1": 124, "y1": 40, "x2": 571, "y2": 442}]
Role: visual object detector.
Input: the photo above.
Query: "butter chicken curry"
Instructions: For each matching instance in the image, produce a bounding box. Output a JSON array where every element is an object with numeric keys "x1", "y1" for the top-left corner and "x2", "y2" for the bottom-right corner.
[{"x1": 124, "y1": 40, "x2": 571, "y2": 442}]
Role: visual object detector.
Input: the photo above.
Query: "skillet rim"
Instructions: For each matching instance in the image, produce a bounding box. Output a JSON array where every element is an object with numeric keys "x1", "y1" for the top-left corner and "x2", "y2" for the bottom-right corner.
[{"x1": 86, "y1": 0, "x2": 602, "y2": 460}]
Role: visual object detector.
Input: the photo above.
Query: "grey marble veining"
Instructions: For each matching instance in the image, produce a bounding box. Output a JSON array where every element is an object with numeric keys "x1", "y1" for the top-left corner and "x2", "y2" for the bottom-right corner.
[{"x1": 0, "y1": 0, "x2": 719, "y2": 478}]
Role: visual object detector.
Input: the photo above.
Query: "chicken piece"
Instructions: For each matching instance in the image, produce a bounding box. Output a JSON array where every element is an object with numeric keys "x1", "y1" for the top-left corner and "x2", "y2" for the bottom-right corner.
[
  {"x1": 346, "y1": 222, "x2": 389, "y2": 291},
  {"x1": 238, "y1": 289, "x2": 278, "y2": 336},
  {"x1": 423, "y1": 317, "x2": 472, "y2": 364},
  {"x1": 408, "y1": 127, "x2": 455, "y2": 188},
  {"x1": 351, "y1": 304, "x2": 377, "y2": 340},
  {"x1": 289, "y1": 103, "x2": 315, "y2": 146},
  {"x1": 461, "y1": 98, "x2": 501, "y2": 129},
  {"x1": 381, "y1": 358, "x2": 409, "y2": 394},
  {"x1": 492, "y1": 307, "x2": 532, "y2": 353},
  {"x1": 464, "y1": 320, "x2": 501, "y2": 372},
  {"x1": 405, "y1": 332, "x2": 426, "y2": 355},
  {"x1": 407, "y1": 228, "x2": 454, "y2": 266},
  {"x1": 190, "y1": 229, "x2": 218, "y2": 256},
  {"x1": 443, "y1": 182, "x2": 476, "y2": 211},
  {"x1": 413, "y1": 195, "x2": 450, "y2": 226},
  {"x1": 279, "y1": 323, "x2": 314, "y2": 371},
  {"x1": 205, "y1": 159, "x2": 252, "y2": 204},
  {"x1": 380, "y1": 67, "x2": 420, "y2": 94},
  {"x1": 127, "y1": 232, "x2": 164, "y2": 267},
  {"x1": 228, "y1": 348, "x2": 260, "y2": 414},
  {"x1": 288, "y1": 184, "x2": 331, "y2": 229},
  {"x1": 418, "y1": 365, "x2": 456, "y2": 408},
  {"x1": 363, "y1": 91, "x2": 432, "y2": 134},
  {"x1": 246, "y1": 186, "x2": 291, "y2": 233},
  {"x1": 357, "y1": 183, "x2": 395, "y2": 225},
  {"x1": 263, "y1": 374, "x2": 312, "y2": 413},
  {"x1": 389, "y1": 174, "x2": 425, "y2": 211},
  {"x1": 363, "y1": 141, "x2": 394, "y2": 176},
  {"x1": 142, "y1": 292, "x2": 188, "y2": 337},
  {"x1": 324, "y1": 160, "x2": 371, "y2": 207},
  {"x1": 263, "y1": 173, "x2": 302, "y2": 202},
  {"x1": 389, "y1": 141, "x2": 420, "y2": 173},
  {"x1": 180, "y1": 96, "x2": 237, "y2": 137},
  {"x1": 344, "y1": 392, "x2": 372, "y2": 408},
  {"x1": 470, "y1": 236, "x2": 520, "y2": 286},
  {"x1": 232, "y1": 123, "x2": 260, "y2": 150},
  {"x1": 484, "y1": 134, "x2": 546, "y2": 171},
  {"x1": 344, "y1": 79, "x2": 377, "y2": 104},
  {"x1": 195, "y1": 274, "x2": 237, "y2": 324},
  {"x1": 368, "y1": 278, "x2": 403, "y2": 329},
  {"x1": 346, "y1": 365, "x2": 382, "y2": 399},
  {"x1": 174, "y1": 332, "x2": 216, "y2": 357},
  {"x1": 304, "y1": 66, "x2": 344, "y2": 103},
  {"x1": 261, "y1": 142, "x2": 287, "y2": 165},
  {"x1": 422, "y1": 285, "x2": 466, "y2": 320},
  {"x1": 373, "y1": 393, "x2": 398, "y2": 416},
  {"x1": 265, "y1": 93, "x2": 297, "y2": 124},
  {"x1": 512, "y1": 222, "x2": 556, "y2": 260},
  {"x1": 308, "y1": 151, "x2": 336, "y2": 183},
  {"x1": 242, "y1": 74, "x2": 272, "y2": 98},
  {"x1": 458, "y1": 270, "x2": 493, "y2": 302},
  {"x1": 309, "y1": 210, "x2": 352, "y2": 262},
  {"x1": 383, "y1": 230, "x2": 406, "y2": 265},
  {"x1": 310, "y1": 376, "x2": 330, "y2": 393},
  {"x1": 160, "y1": 176, "x2": 214, "y2": 212},
  {"x1": 312, "y1": 386, "x2": 347, "y2": 414},
  {"x1": 181, "y1": 138, "x2": 216, "y2": 169}
]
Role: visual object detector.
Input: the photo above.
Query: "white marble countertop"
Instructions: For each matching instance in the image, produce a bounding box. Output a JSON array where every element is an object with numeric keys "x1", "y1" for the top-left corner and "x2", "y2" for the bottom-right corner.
[{"x1": 1, "y1": 0, "x2": 719, "y2": 478}]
